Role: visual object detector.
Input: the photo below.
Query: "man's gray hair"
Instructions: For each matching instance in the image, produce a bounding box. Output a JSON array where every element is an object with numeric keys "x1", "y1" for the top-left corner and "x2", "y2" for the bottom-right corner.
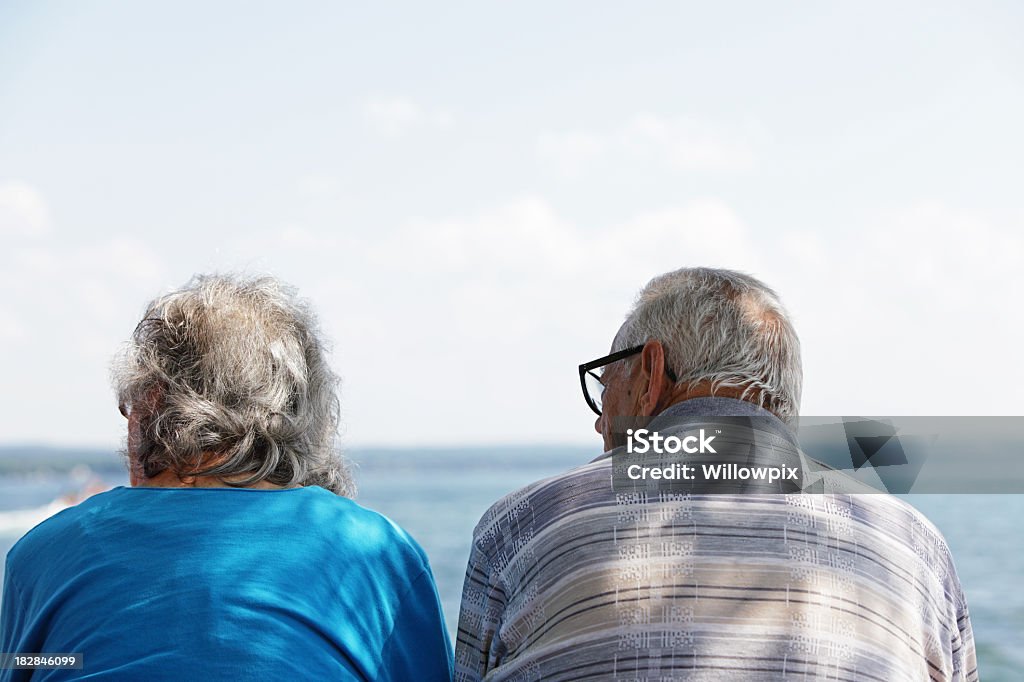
[
  {"x1": 615, "y1": 267, "x2": 803, "y2": 422},
  {"x1": 112, "y1": 273, "x2": 353, "y2": 495}
]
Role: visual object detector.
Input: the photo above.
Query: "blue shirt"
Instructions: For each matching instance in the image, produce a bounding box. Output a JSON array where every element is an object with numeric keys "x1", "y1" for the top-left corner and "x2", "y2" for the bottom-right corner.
[{"x1": 1, "y1": 486, "x2": 453, "y2": 681}]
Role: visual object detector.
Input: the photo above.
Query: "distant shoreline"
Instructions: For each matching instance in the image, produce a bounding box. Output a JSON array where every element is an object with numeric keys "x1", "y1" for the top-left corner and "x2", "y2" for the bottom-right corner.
[{"x1": 0, "y1": 444, "x2": 594, "y2": 475}]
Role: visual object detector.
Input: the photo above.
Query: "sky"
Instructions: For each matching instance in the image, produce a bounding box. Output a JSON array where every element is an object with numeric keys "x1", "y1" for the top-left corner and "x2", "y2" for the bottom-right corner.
[{"x1": 0, "y1": 1, "x2": 1022, "y2": 448}]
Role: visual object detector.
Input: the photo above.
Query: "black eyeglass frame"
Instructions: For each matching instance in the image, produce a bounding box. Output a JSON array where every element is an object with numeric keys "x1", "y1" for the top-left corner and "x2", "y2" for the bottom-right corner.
[{"x1": 578, "y1": 344, "x2": 678, "y2": 416}]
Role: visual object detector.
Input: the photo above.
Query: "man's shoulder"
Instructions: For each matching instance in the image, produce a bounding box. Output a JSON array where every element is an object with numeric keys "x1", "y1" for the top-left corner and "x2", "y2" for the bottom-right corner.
[
  {"x1": 840, "y1": 492, "x2": 949, "y2": 540},
  {"x1": 781, "y1": 490, "x2": 948, "y2": 538},
  {"x1": 470, "y1": 457, "x2": 612, "y2": 554},
  {"x1": 790, "y1": 491, "x2": 962, "y2": 591}
]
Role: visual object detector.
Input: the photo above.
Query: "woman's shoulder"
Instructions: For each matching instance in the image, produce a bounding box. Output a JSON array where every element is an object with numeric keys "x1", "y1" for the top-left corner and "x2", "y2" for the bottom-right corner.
[{"x1": 297, "y1": 486, "x2": 432, "y2": 572}]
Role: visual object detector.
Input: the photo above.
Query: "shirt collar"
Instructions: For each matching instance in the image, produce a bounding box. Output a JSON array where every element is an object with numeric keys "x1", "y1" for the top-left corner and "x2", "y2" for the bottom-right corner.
[
  {"x1": 653, "y1": 397, "x2": 797, "y2": 444},
  {"x1": 593, "y1": 396, "x2": 798, "y2": 462}
]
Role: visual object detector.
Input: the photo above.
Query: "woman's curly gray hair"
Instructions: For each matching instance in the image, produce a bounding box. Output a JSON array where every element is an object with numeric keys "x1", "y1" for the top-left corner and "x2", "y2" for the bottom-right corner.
[{"x1": 112, "y1": 273, "x2": 353, "y2": 496}]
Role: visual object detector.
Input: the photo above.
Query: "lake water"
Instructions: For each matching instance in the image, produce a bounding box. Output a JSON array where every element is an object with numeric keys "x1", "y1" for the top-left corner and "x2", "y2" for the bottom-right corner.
[{"x1": 1, "y1": 447, "x2": 1021, "y2": 680}]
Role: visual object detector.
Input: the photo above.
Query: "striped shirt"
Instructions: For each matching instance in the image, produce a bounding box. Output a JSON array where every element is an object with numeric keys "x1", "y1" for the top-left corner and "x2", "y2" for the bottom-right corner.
[{"x1": 455, "y1": 399, "x2": 977, "y2": 681}]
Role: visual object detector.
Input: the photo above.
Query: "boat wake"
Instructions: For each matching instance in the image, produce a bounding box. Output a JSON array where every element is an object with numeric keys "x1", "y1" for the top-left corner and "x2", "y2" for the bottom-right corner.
[{"x1": 0, "y1": 480, "x2": 110, "y2": 537}]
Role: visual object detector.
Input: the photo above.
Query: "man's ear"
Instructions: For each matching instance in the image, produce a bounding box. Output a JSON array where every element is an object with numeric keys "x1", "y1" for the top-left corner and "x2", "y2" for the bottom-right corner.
[{"x1": 637, "y1": 340, "x2": 667, "y2": 417}]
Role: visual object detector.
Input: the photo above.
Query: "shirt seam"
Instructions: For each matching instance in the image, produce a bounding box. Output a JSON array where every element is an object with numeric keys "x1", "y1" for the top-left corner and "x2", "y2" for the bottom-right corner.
[
  {"x1": 468, "y1": 521, "x2": 507, "y2": 676},
  {"x1": 374, "y1": 566, "x2": 432, "y2": 682},
  {"x1": 1, "y1": 563, "x2": 26, "y2": 638}
]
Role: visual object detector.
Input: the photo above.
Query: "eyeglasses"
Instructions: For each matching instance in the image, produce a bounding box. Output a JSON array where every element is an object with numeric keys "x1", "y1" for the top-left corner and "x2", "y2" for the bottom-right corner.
[
  {"x1": 579, "y1": 345, "x2": 678, "y2": 416},
  {"x1": 579, "y1": 346, "x2": 644, "y2": 416}
]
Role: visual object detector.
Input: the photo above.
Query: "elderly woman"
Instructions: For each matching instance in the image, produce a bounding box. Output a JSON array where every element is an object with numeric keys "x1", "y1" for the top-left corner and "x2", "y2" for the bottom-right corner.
[{"x1": 0, "y1": 275, "x2": 452, "y2": 681}]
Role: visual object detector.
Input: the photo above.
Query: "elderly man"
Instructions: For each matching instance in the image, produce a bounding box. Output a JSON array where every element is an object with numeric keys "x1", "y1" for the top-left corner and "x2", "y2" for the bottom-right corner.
[
  {"x1": 455, "y1": 267, "x2": 977, "y2": 681},
  {"x1": 1, "y1": 274, "x2": 452, "y2": 681}
]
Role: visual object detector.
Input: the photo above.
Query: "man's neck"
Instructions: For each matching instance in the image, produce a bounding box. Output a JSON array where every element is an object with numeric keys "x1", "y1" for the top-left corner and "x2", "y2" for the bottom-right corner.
[
  {"x1": 656, "y1": 381, "x2": 758, "y2": 412},
  {"x1": 655, "y1": 395, "x2": 798, "y2": 445},
  {"x1": 659, "y1": 395, "x2": 778, "y2": 419}
]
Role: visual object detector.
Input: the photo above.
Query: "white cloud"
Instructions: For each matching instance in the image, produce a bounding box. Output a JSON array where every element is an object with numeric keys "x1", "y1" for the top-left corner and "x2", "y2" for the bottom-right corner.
[
  {"x1": 622, "y1": 114, "x2": 756, "y2": 172},
  {"x1": 77, "y1": 238, "x2": 167, "y2": 283},
  {"x1": 0, "y1": 232, "x2": 170, "y2": 445},
  {"x1": 374, "y1": 197, "x2": 584, "y2": 276},
  {"x1": 538, "y1": 114, "x2": 756, "y2": 177},
  {"x1": 359, "y1": 95, "x2": 454, "y2": 137},
  {"x1": 365, "y1": 196, "x2": 1019, "y2": 425},
  {"x1": 0, "y1": 182, "x2": 51, "y2": 236},
  {"x1": 200, "y1": 196, "x2": 763, "y2": 445},
  {"x1": 536, "y1": 131, "x2": 606, "y2": 178},
  {"x1": 0, "y1": 237, "x2": 167, "y2": 355},
  {"x1": 294, "y1": 174, "x2": 346, "y2": 199},
  {"x1": 0, "y1": 306, "x2": 28, "y2": 344},
  {"x1": 609, "y1": 200, "x2": 758, "y2": 276},
  {"x1": 863, "y1": 202, "x2": 1023, "y2": 305},
  {"x1": 360, "y1": 196, "x2": 758, "y2": 306},
  {"x1": 776, "y1": 202, "x2": 1024, "y2": 417},
  {"x1": 293, "y1": 196, "x2": 766, "y2": 444},
  {"x1": 2, "y1": 192, "x2": 1018, "y2": 447}
]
